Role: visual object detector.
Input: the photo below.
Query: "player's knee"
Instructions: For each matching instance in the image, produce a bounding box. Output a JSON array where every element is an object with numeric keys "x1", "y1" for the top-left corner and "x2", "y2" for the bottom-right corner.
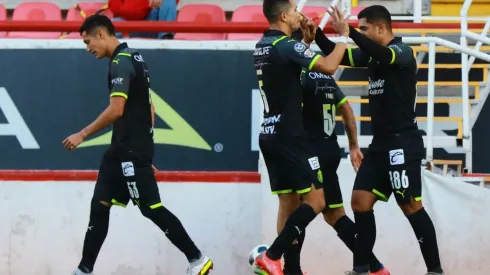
[
  {"x1": 351, "y1": 190, "x2": 376, "y2": 212},
  {"x1": 278, "y1": 193, "x2": 301, "y2": 211},
  {"x1": 322, "y1": 206, "x2": 346, "y2": 226},
  {"x1": 90, "y1": 199, "x2": 111, "y2": 219},
  {"x1": 399, "y1": 198, "x2": 423, "y2": 216},
  {"x1": 98, "y1": 200, "x2": 112, "y2": 208},
  {"x1": 139, "y1": 201, "x2": 164, "y2": 219},
  {"x1": 302, "y1": 188, "x2": 326, "y2": 213}
]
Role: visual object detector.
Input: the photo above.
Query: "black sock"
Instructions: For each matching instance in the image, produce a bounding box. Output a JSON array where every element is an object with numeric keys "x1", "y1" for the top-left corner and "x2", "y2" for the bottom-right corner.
[
  {"x1": 266, "y1": 203, "x2": 317, "y2": 260},
  {"x1": 334, "y1": 215, "x2": 383, "y2": 272},
  {"x1": 141, "y1": 205, "x2": 202, "y2": 262},
  {"x1": 78, "y1": 200, "x2": 111, "y2": 273},
  {"x1": 283, "y1": 228, "x2": 306, "y2": 274},
  {"x1": 406, "y1": 208, "x2": 443, "y2": 273},
  {"x1": 353, "y1": 211, "x2": 376, "y2": 272}
]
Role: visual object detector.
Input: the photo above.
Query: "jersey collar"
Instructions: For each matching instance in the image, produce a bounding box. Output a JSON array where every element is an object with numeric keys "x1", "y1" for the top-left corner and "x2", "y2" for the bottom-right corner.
[
  {"x1": 112, "y1": 42, "x2": 129, "y2": 59},
  {"x1": 263, "y1": 29, "x2": 287, "y2": 37},
  {"x1": 388, "y1": 37, "x2": 402, "y2": 45}
]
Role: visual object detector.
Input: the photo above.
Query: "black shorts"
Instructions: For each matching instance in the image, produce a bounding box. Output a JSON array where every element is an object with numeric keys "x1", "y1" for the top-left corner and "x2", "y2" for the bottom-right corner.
[
  {"x1": 260, "y1": 136, "x2": 323, "y2": 195},
  {"x1": 309, "y1": 137, "x2": 343, "y2": 209},
  {"x1": 93, "y1": 153, "x2": 161, "y2": 209},
  {"x1": 353, "y1": 134, "x2": 424, "y2": 204}
]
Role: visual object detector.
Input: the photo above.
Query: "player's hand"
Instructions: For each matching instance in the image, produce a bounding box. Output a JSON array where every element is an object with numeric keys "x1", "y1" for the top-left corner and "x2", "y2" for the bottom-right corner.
[
  {"x1": 349, "y1": 146, "x2": 363, "y2": 173},
  {"x1": 328, "y1": 6, "x2": 349, "y2": 37},
  {"x1": 62, "y1": 132, "x2": 85, "y2": 151},
  {"x1": 301, "y1": 18, "x2": 317, "y2": 44},
  {"x1": 151, "y1": 165, "x2": 158, "y2": 173},
  {"x1": 149, "y1": 0, "x2": 161, "y2": 8}
]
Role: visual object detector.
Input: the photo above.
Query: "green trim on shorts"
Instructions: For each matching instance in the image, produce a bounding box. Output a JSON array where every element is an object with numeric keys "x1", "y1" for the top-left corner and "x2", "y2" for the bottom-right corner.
[
  {"x1": 414, "y1": 196, "x2": 422, "y2": 201},
  {"x1": 111, "y1": 198, "x2": 127, "y2": 207},
  {"x1": 372, "y1": 189, "x2": 389, "y2": 202},
  {"x1": 149, "y1": 202, "x2": 163, "y2": 209},
  {"x1": 328, "y1": 203, "x2": 344, "y2": 209},
  {"x1": 271, "y1": 189, "x2": 293, "y2": 195},
  {"x1": 296, "y1": 187, "x2": 312, "y2": 194}
]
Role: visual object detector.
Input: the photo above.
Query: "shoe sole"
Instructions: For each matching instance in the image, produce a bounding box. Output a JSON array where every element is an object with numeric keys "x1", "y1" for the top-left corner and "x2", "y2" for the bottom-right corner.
[{"x1": 199, "y1": 260, "x2": 213, "y2": 275}]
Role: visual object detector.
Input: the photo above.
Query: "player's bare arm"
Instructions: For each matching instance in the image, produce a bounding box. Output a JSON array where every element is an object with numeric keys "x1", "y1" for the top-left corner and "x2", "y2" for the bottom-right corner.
[
  {"x1": 63, "y1": 97, "x2": 125, "y2": 150},
  {"x1": 338, "y1": 101, "x2": 363, "y2": 172},
  {"x1": 309, "y1": 6, "x2": 349, "y2": 75}
]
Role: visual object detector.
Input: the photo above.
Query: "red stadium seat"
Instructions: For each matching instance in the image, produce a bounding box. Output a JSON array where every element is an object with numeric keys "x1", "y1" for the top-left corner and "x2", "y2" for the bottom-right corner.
[
  {"x1": 8, "y1": 2, "x2": 62, "y2": 39},
  {"x1": 63, "y1": 2, "x2": 113, "y2": 39},
  {"x1": 351, "y1": 6, "x2": 368, "y2": 16},
  {"x1": 66, "y1": 2, "x2": 113, "y2": 21},
  {"x1": 301, "y1": 6, "x2": 326, "y2": 20},
  {"x1": 0, "y1": 4, "x2": 6, "y2": 38},
  {"x1": 228, "y1": 5, "x2": 266, "y2": 41},
  {"x1": 174, "y1": 4, "x2": 226, "y2": 40}
]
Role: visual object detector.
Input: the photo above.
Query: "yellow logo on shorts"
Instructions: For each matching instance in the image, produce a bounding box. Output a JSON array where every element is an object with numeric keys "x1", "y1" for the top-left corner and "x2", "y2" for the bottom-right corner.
[
  {"x1": 78, "y1": 89, "x2": 212, "y2": 150},
  {"x1": 317, "y1": 170, "x2": 323, "y2": 183}
]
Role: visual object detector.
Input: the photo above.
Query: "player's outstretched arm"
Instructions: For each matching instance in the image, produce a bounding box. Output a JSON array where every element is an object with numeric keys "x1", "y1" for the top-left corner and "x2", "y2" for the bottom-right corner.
[{"x1": 348, "y1": 25, "x2": 412, "y2": 66}]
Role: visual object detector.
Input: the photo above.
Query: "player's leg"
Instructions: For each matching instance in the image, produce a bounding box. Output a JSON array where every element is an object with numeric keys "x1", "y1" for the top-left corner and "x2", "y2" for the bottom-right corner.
[
  {"x1": 318, "y1": 141, "x2": 386, "y2": 274},
  {"x1": 72, "y1": 156, "x2": 129, "y2": 275},
  {"x1": 125, "y1": 160, "x2": 213, "y2": 275},
  {"x1": 348, "y1": 151, "x2": 391, "y2": 275},
  {"x1": 277, "y1": 193, "x2": 303, "y2": 275},
  {"x1": 256, "y1": 138, "x2": 325, "y2": 275},
  {"x1": 390, "y1": 148, "x2": 444, "y2": 274}
]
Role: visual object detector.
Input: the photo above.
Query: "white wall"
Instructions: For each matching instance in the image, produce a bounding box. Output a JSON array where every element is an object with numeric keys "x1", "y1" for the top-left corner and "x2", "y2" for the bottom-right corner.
[
  {"x1": 1, "y1": 164, "x2": 490, "y2": 275},
  {"x1": 0, "y1": 181, "x2": 261, "y2": 275}
]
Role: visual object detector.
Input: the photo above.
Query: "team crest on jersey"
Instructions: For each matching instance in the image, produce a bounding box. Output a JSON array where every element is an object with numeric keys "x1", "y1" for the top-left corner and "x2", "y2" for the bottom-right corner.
[
  {"x1": 304, "y1": 49, "x2": 315, "y2": 58},
  {"x1": 294, "y1": 42, "x2": 306, "y2": 52}
]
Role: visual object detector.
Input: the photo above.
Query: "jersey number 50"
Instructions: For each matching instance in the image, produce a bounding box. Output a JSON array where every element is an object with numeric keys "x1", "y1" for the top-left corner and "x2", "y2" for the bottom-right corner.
[
  {"x1": 323, "y1": 104, "x2": 336, "y2": 136},
  {"x1": 256, "y1": 70, "x2": 270, "y2": 113}
]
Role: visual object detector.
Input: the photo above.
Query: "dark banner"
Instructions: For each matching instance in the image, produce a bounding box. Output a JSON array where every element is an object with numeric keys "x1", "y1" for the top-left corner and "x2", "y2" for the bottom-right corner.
[
  {"x1": 0, "y1": 49, "x2": 259, "y2": 171},
  {"x1": 0, "y1": 49, "x2": 488, "y2": 172}
]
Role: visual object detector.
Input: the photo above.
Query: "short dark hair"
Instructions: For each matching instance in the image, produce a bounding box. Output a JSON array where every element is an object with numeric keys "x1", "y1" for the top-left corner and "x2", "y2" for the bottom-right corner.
[
  {"x1": 79, "y1": 14, "x2": 116, "y2": 36},
  {"x1": 263, "y1": 0, "x2": 291, "y2": 23},
  {"x1": 357, "y1": 5, "x2": 392, "y2": 29}
]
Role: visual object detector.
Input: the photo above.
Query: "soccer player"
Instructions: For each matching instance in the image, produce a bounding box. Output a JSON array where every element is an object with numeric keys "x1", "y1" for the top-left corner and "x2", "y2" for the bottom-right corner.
[
  {"x1": 62, "y1": 14, "x2": 213, "y2": 275},
  {"x1": 277, "y1": 26, "x2": 389, "y2": 275},
  {"x1": 252, "y1": 1, "x2": 350, "y2": 274},
  {"x1": 311, "y1": 5, "x2": 444, "y2": 275}
]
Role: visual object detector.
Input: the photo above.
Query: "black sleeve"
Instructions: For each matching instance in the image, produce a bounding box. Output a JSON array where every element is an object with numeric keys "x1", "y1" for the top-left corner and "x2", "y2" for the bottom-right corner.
[
  {"x1": 348, "y1": 26, "x2": 413, "y2": 65},
  {"x1": 275, "y1": 39, "x2": 321, "y2": 70},
  {"x1": 314, "y1": 27, "x2": 353, "y2": 66},
  {"x1": 109, "y1": 55, "x2": 135, "y2": 99}
]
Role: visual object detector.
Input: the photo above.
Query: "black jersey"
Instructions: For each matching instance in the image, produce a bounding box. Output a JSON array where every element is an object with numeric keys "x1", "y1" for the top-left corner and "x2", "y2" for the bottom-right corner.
[
  {"x1": 301, "y1": 69, "x2": 346, "y2": 141},
  {"x1": 253, "y1": 30, "x2": 321, "y2": 138},
  {"x1": 345, "y1": 37, "x2": 418, "y2": 137},
  {"x1": 107, "y1": 43, "x2": 153, "y2": 159}
]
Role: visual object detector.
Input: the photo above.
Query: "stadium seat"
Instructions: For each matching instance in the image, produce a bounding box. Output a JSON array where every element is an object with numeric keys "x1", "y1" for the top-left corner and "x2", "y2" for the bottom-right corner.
[
  {"x1": 227, "y1": 5, "x2": 266, "y2": 41},
  {"x1": 351, "y1": 6, "x2": 367, "y2": 16},
  {"x1": 301, "y1": 6, "x2": 326, "y2": 20},
  {"x1": 0, "y1": 4, "x2": 6, "y2": 38},
  {"x1": 174, "y1": 4, "x2": 226, "y2": 40},
  {"x1": 8, "y1": 2, "x2": 62, "y2": 39},
  {"x1": 63, "y1": 2, "x2": 113, "y2": 39}
]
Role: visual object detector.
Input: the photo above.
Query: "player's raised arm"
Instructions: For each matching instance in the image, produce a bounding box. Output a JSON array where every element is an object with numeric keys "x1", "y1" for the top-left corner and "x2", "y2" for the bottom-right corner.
[
  {"x1": 313, "y1": 23, "x2": 370, "y2": 67},
  {"x1": 348, "y1": 7, "x2": 413, "y2": 66},
  {"x1": 279, "y1": 6, "x2": 348, "y2": 75}
]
